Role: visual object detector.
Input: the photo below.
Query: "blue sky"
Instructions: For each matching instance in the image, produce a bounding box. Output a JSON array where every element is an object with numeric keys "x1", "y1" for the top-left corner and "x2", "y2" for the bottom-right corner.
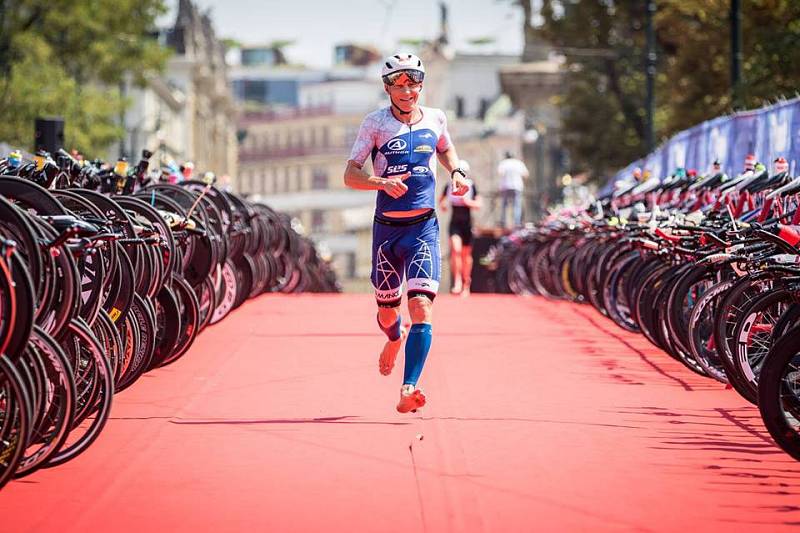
[{"x1": 163, "y1": 0, "x2": 525, "y2": 67}]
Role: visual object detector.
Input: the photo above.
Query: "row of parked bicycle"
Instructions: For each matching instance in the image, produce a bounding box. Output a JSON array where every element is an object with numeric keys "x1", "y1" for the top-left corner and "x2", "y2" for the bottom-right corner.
[
  {"x1": 486, "y1": 157, "x2": 800, "y2": 461},
  {"x1": 0, "y1": 148, "x2": 339, "y2": 489}
]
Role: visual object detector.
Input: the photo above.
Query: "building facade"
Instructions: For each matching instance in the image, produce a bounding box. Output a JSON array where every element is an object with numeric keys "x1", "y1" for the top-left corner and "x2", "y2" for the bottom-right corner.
[
  {"x1": 422, "y1": 47, "x2": 525, "y2": 228},
  {"x1": 231, "y1": 44, "x2": 389, "y2": 280},
  {"x1": 113, "y1": 0, "x2": 238, "y2": 178},
  {"x1": 238, "y1": 107, "x2": 376, "y2": 278}
]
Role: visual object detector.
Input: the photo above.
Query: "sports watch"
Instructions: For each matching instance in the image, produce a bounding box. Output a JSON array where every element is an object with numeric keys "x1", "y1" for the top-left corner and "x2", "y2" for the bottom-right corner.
[{"x1": 451, "y1": 168, "x2": 467, "y2": 179}]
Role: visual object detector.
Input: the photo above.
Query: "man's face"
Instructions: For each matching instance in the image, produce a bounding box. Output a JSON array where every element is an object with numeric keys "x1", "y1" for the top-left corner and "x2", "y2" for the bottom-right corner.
[{"x1": 385, "y1": 73, "x2": 422, "y2": 113}]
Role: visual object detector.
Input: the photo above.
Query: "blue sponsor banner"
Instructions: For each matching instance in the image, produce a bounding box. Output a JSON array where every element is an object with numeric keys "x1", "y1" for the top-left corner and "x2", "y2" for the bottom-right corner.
[
  {"x1": 609, "y1": 97, "x2": 800, "y2": 186},
  {"x1": 788, "y1": 103, "x2": 800, "y2": 171},
  {"x1": 727, "y1": 112, "x2": 757, "y2": 174},
  {"x1": 685, "y1": 123, "x2": 705, "y2": 173}
]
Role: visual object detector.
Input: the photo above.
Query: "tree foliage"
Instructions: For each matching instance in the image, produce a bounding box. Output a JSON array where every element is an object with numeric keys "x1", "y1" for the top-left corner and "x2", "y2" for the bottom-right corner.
[
  {"x1": 531, "y1": 0, "x2": 800, "y2": 179},
  {"x1": 0, "y1": 0, "x2": 169, "y2": 155}
]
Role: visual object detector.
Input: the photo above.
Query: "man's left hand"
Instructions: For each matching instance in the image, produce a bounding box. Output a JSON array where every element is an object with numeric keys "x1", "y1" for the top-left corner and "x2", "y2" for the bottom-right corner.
[{"x1": 451, "y1": 172, "x2": 469, "y2": 196}]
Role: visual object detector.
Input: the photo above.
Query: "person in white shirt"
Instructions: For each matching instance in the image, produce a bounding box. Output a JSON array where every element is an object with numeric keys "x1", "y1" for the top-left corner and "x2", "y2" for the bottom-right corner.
[{"x1": 496, "y1": 151, "x2": 529, "y2": 228}]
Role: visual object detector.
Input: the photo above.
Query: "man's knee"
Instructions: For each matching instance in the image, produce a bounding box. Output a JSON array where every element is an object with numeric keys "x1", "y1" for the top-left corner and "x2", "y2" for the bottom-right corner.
[{"x1": 408, "y1": 294, "x2": 433, "y2": 323}]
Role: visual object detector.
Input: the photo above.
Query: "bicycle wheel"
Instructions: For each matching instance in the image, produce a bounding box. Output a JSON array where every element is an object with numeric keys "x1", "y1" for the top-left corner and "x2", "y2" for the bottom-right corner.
[
  {"x1": 758, "y1": 326, "x2": 800, "y2": 461},
  {"x1": 732, "y1": 289, "x2": 795, "y2": 404},
  {"x1": 711, "y1": 272, "x2": 771, "y2": 398},
  {"x1": 0, "y1": 356, "x2": 30, "y2": 488},
  {"x1": 687, "y1": 278, "x2": 734, "y2": 383},
  {"x1": 14, "y1": 327, "x2": 75, "y2": 477},
  {"x1": 47, "y1": 319, "x2": 113, "y2": 467},
  {"x1": 160, "y1": 275, "x2": 200, "y2": 366}
]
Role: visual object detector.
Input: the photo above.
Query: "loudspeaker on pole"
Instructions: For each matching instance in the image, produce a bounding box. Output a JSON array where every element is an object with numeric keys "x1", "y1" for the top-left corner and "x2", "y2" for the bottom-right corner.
[{"x1": 34, "y1": 117, "x2": 65, "y2": 154}]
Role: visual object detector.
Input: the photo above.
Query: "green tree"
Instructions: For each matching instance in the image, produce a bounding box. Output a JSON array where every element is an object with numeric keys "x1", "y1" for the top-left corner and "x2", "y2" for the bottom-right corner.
[
  {"x1": 0, "y1": 0, "x2": 169, "y2": 155},
  {"x1": 530, "y1": 0, "x2": 800, "y2": 180}
]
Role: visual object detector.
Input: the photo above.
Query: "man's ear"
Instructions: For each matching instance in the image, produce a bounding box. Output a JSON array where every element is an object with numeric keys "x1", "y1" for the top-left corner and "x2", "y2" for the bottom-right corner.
[{"x1": 383, "y1": 84, "x2": 390, "y2": 95}]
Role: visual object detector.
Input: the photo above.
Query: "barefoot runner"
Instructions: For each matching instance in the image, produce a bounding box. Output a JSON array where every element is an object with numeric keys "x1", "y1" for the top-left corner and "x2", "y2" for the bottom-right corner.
[{"x1": 344, "y1": 53, "x2": 469, "y2": 413}]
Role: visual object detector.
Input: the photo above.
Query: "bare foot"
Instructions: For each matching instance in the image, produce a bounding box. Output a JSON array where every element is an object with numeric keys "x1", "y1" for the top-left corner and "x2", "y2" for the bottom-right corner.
[
  {"x1": 461, "y1": 286, "x2": 471, "y2": 297},
  {"x1": 450, "y1": 282, "x2": 463, "y2": 295},
  {"x1": 379, "y1": 326, "x2": 407, "y2": 375}
]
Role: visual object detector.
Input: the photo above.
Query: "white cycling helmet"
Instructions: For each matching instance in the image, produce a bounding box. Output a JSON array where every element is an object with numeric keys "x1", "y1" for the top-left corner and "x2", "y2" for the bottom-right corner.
[{"x1": 381, "y1": 53, "x2": 425, "y2": 85}]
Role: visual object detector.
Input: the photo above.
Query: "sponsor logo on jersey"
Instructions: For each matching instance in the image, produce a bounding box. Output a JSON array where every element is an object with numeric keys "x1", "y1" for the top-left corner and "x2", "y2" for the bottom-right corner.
[
  {"x1": 386, "y1": 164, "x2": 408, "y2": 174},
  {"x1": 386, "y1": 138, "x2": 407, "y2": 151},
  {"x1": 412, "y1": 166, "x2": 429, "y2": 174},
  {"x1": 419, "y1": 132, "x2": 434, "y2": 139},
  {"x1": 414, "y1": 144, "x2": 434, "y2": 153}
]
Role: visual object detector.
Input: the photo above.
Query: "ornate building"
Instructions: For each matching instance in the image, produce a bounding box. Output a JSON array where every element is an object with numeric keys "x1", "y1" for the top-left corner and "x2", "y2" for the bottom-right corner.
[
  {"x1": 238, "y1": 107, "x2": 375, "y2": 279},
  {"x1": 499, "y1": 58, "x2": 565, "y2": 220},
  {"x1": 232, "y1": 46, "x2": 385, "y2": 280},
  {"x1": 113, "y1": 0, "x2": 237, "y2": 178}
]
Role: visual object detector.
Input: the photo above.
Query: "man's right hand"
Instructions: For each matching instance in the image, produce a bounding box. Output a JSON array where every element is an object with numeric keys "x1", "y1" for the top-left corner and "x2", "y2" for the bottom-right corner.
[{"x1": 382, "y1": 172, "x2": 411, "y2": 198}]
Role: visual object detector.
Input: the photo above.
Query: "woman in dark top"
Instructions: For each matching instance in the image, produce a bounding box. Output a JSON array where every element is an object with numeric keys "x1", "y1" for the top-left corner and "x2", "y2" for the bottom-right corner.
[{"x1": 439, "y1": 161, "x2": 481, "y2": 295}]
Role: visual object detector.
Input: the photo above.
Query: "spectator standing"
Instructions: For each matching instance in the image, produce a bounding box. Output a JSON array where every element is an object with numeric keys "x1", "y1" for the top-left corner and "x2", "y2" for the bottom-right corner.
[{"x1": 496, "y1": 151, "x2": 529, "y2": 228}]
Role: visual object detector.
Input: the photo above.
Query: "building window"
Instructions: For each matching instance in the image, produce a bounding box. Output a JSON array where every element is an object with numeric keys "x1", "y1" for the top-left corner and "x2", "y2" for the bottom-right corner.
[
  {"x1": 290, "y1": 130, "x2": 301, "y2": 149},
  {"x1": 245, "y1": 172, "x2": 253, "y2": 194},
  {"x1": 345, "y1": 125, "x2": 360, "y2": 145},
  {"x1": 243, "y1": 80, "x2": 268, "y2": 103},
  {"x1": 455, "y1": 96, "x2": 465, "y2": 119},
  {"x1": 264, "y1": 169, "x2": 275, "y2": 194},
  {"x1": 479, "y1": 98, "x2": 490, "y2": 120},
  {"x1": 321, "y1": 126, "x2": 330, "y2": 148},
  {"x1": 311, "y1": 209, "x2": 327, "y2": 233},
  {"x1": 312, "y1": 167, "x2": 329, "y2": 190}
]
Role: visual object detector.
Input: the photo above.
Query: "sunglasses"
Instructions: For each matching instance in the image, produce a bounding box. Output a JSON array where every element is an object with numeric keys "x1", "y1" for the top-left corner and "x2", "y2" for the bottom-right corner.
[{"x1": 382, "y1": 70, "x2": 425, "y2": 86}]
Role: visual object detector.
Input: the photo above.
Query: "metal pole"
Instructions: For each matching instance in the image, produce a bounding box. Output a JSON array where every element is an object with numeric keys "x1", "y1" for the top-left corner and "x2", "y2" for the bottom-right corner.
[
  {"x1": 645, "y1": 0, "x2": 656, "y2": 153},
  {"x1": 730, "y1": 0, "x2": 743, "y2": 107},
  {"x1": 118, "y1": 79, "x2": 127, "y2": 158}
]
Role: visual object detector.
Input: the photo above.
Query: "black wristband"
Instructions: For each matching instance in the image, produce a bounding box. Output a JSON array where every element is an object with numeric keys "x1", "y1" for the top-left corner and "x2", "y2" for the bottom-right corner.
[{"x1": 451, "y1": 168, "x2": 466, "y2": 179}]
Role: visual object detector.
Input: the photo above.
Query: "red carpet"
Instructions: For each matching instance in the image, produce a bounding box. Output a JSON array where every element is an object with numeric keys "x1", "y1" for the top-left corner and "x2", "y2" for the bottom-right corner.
[{"x1": 2, "y1": 294, "x2": 799, "y2": 531}]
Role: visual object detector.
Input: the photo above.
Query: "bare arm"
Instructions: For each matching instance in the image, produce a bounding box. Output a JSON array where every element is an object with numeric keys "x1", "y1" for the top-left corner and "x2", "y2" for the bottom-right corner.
[
  {"x1": 344, "y1": 160, "x2": 387, "y2": 190},
  {"x1": 436, "y1": 146, "x2": 460, "y2": 175},
  {"x1": 464, "y1": 195, "x2": 482, "y2": 210},
  {"x1": 437, "y1": 147, "x2": 469, "y2": 196},
  {"x1": 343, "y1": 160, "x2": 410, "y2": 198}
]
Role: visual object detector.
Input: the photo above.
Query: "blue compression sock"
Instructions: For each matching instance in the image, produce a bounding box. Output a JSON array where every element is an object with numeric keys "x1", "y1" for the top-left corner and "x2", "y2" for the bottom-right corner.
[
  {"x1": 403, "y1": 323, "x2": 432, "y2": 386},
  {"x1": 378, "y1": 313, "x2": 402, "y2": 341}
]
